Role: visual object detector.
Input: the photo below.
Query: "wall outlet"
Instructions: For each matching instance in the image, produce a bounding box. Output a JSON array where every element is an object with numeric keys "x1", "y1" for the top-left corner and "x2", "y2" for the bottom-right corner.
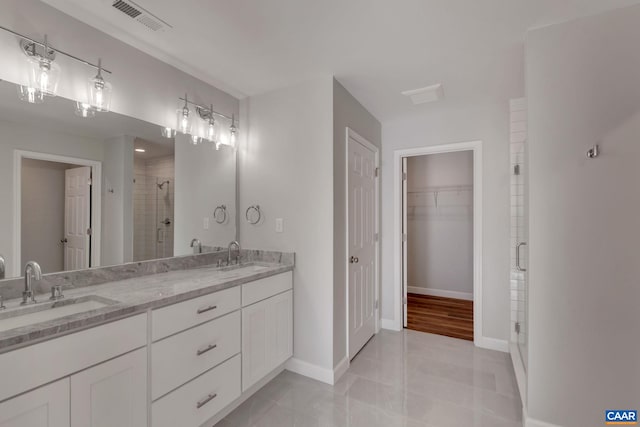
[
  {"x1": 275, "y1": 218, "x2": 284, "y2": 233},
  {"x1": 203, "y1": 217, "x2": 210, "y2": 230}
]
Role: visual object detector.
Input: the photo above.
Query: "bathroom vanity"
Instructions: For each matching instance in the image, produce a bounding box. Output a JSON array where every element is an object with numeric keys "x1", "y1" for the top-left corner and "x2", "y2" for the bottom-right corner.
[{"x1": 0, "y1": 254, "x2": 294, "y2": 427}]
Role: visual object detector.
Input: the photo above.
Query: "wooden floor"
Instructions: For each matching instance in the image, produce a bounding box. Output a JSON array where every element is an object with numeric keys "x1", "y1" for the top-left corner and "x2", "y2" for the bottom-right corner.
[{"x1": 406, "y1": 294, "x2": 474, "y2": 341}]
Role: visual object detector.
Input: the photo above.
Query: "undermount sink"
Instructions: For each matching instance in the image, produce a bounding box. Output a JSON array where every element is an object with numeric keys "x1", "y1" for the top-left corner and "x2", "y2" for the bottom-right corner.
[{"x1": 0, "y1": 295, "x2": 118, "y2": 333}]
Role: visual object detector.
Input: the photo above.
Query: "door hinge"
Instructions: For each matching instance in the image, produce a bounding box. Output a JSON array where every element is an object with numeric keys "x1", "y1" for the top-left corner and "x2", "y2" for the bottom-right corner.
[
  {"x1": 402, "y1": 233, "x2": 407, "y2": 242},
  {"x1": 374, "y1": 233, "x2": 379, "y2": 242},
  {"x1": 514, "y1": 164, "x2": 520, "y2": 176},
  {"x1": 375, "y1": 167, "x2": 379, "y2": 178},
  {"x1": 403, "y1": 297, "x2": 408, "y2": 305},
  {"x1": 402, "y1": 172, "x2": 407, "y2": 181},
  {"x1": 515, "y1": 322, "x2": 521, "y2": 334},
  {"x1": 87, "y1": 228, "x2": 92, "y2": 236}
]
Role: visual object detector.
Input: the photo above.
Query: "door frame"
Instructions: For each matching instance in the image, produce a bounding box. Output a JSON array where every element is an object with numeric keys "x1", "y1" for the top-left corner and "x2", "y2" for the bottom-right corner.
[
  {"x1": 393, "y1": 140, "x2": 483, "y2": 346},
  {"x1": 345, "y1": 127, "x2": 380, "y2": 360},
  {"x1": 13, "y1": 150, "x2": 102, "y2": 275}
]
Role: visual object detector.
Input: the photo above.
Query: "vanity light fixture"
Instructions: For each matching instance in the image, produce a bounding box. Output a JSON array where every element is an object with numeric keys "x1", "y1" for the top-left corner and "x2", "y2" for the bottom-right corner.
[
  {"x1": 206, "y1": 104, "x2": 217, "y2": 142},
  {"x1": 88, "y1": 58, "x2": 112, "y2": 112},
  {"x1": 75, "y1": 101, "x2": 96, "y2": 118},
  {"x1": 176, "y1": 94, "x2": 193, "y2": 134},
  {"x1": 25, "y1": 35, "x2": 60, "y2": 97},
  {"x1": 161, "y1": 127, "x2": 176, "y2": 138},
  {"x1": 17, "y1": 85, "x2": 44, "y2": 104}
]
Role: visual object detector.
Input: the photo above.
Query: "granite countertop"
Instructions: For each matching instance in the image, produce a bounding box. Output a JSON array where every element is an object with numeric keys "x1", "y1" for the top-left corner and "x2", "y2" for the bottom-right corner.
[{"x1": 0, "y1": 261, "x2": 293, "y2": 353}]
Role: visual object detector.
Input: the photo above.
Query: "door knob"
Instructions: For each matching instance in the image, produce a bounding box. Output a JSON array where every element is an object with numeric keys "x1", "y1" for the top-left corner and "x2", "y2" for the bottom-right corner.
[
  {"x1": 60, "y1": 238, "x2": 68, "y2": 244},
  {"x1": 350, "y1": 256, "x2": 359, "y2": 264}
]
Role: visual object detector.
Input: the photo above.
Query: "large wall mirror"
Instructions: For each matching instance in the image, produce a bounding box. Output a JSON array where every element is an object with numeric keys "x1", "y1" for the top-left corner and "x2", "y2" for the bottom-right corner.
[{"x1": 0, "y1": 80, "x2": 237, "y2": 279}]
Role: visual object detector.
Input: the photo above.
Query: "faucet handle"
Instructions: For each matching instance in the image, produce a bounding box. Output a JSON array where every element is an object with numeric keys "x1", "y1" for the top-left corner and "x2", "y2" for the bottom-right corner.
[{"x1": 50, "y1": 285, "x2": 64, "y2": 301}]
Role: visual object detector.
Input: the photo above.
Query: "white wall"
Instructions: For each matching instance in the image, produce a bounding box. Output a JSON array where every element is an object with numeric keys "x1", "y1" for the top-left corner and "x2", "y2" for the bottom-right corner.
[
  {"x1": 0, "y1": 119, "x2": 105, "y2": 277},
  {"x1": 239, "y1": 77, "x2": 335, "y2": 373},
  {"x1": 332, "y1": 79, "x2": 382, "y2": 368},
  {"x1": 381, "y1": 101, "x2": 520, "y2": 342},
  {"x1": 174, "y1": 135, "x2": 236, "y2": 255},
  {"x1": 21, "y1": 159, "x2": 70, "y2": 274},
  {"x1": 102, "y1": 135, "x2": 134, "y2": 266},
  {"x1": 406, "y1": 151, "x2": 473, "y2": 297},
  {"x1": 526, "y1": 5, "x2": 640, "y2": 426},
  {"x1": 0, "y1": 0, "x2": 238, "y2": 130}
]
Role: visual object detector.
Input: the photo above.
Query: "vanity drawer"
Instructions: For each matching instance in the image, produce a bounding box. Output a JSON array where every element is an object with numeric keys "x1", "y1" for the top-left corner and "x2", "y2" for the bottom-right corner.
[
  {"x1": 152, "y1": 354, "x2": 241, "y2": 427},
  {"x1": 0, "y1": 314, "x2": 146, "y2": 402},
  {"x1": 151, "y1": 310, "x2": 241, "y2": 400},
  {"x1": 242, "y1": 271, "x2": 293, "y2": 307},
  {"x1": 152, "y1": 286, "x2": 240, "y2": 341}
]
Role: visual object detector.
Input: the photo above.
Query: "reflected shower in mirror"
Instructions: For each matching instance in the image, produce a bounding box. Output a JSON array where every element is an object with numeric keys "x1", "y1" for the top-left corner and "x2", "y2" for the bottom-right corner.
[{"x1": 0, "y1": 80, "x2": 237, "y2": 279}]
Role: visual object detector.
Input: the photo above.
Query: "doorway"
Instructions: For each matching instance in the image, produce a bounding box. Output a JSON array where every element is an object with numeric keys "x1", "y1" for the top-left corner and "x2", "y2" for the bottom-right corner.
[
  {"x1": 346, "y1": 128, "x2": 380, "y2": 360},
  {"x1": 15, "y1": 151, "x2": 102, "y2": 275},
  {"x1": 394, "y1": 141, "x2": 482, "y2": 345}
]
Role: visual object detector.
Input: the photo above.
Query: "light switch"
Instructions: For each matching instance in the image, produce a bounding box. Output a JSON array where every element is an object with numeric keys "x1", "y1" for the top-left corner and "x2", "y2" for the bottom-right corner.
[
  {"x1": 203, "y1": 217, "x2": 210, "y2": 230},
  {"x1": 275, "y1": 218, "x2": 284, "y2": 233}
]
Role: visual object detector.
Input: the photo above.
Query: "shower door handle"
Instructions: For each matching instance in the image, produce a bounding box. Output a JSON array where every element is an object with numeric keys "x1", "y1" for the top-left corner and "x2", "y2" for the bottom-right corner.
[{"x1": 516, "y1": 242, "x2": 527, "y2": 272}]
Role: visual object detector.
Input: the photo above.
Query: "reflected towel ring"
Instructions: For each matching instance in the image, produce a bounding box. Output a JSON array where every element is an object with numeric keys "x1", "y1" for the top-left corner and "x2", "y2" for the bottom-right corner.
[
  {"x1": 246, "y1": 205, "x2": 261, "y2": 225},
  {"x1": 213, "y1": 205, "x2": 227, "y2": 224}
]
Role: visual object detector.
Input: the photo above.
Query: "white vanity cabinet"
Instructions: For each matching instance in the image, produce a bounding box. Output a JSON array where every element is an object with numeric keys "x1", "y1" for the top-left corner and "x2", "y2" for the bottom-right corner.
[
  {"x1": 0, "y1": 379, "x2": 70, "y2": 427},
  {"x1": 242, "y1": 272, "x2": 293, "y2": 391},
  {"x1": 70, "y1": 348, "x2": 147, "y2": 427}
]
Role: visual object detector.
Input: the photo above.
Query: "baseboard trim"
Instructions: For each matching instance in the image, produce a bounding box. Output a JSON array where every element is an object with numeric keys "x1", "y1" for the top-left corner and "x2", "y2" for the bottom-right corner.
[
  {"x1": 407, "y1": 286, "x2": 473, "y2": 301},
  {"x1": 333, "y1": 356, "x2": 350, "y2": 383},
  {"x1": 524, "y1": 408, "x2": 563, "y2": 427},
  {"x1": 285, "y1": 358, "x2": 334, "y2": 385},
  {"x1": 475, "y1": 336, "x2": 509, "y2": 353},
  {"x1": 381, "y1": 318, "x2": 402, "y2": 331}
]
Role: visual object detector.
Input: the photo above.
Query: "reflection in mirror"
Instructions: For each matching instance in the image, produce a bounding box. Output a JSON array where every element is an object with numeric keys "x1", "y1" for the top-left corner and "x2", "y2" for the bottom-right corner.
[{"x1": 0, "y1": 80, "x2": 237, "y2": 279}]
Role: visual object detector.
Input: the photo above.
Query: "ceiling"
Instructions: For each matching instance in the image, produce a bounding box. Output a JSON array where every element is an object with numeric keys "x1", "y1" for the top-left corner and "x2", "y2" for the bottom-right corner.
[
  {"x1": 41, "y1": 0, "x2": 640, "y2": 122},
  {"x1": 0, "y1": 79, "x2": 174, "y2": 156}
]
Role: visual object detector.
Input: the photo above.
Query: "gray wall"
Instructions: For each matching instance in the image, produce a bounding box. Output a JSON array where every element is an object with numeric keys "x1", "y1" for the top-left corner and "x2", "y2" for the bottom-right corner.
[
  {"x1": 527, "y1": 5, "x2": 640, "y2": 425},
  {"x1": 332, "y1": 79, "x2": 381, "y2": 367}
]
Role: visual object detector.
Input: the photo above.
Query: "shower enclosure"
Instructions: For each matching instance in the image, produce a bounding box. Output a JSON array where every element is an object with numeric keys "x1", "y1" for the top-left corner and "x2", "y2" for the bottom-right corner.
[{"x1": 133, "y1": 175, "x2": 174, "y2": 262}]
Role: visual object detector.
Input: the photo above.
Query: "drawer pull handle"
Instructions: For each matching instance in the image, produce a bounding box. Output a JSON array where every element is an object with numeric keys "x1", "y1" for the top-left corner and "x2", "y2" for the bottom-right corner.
[
  {"x1": 197, "y1": 305, "x2": 217, "y2": 314},
  {"x1": 196, "y1": 343, "x2": 218, "y2": 356},
  {"x1": 196, "y1": 393, "x2": 217, "y2": 409}
]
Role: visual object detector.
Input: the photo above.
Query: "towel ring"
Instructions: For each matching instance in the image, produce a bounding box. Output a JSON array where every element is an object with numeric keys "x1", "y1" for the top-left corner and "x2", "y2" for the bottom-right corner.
[
  {"x1": 245, "y1": 205, "x2": 261, "y2": 225},
  {"x1": 213, "y1": 205, "x2": 227, "y2": 224}
]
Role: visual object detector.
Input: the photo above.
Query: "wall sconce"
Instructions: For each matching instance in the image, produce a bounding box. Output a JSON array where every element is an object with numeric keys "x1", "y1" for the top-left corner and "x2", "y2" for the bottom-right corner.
[
  {"x1": 176, "y1": 94, "x2": 193, "y2": 135},
  {"x1": 23, "y1": 35, "x2": 60, "y2": 97}
]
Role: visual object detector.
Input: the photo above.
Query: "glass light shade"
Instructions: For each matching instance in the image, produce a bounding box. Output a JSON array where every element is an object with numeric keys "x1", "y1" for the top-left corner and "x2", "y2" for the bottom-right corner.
[
  {"x1": 75, "y1": 102, "x2": 96, "y2": 118},
  {"x1": 88, "y1": 76, "x2": 112, "y2": 112},
  {"x1": 207, "y1": 120, "x2": 217, "y2": 142},
  {"x1": 176, "y1": 108, "x2": 192, "y2": 134},
  {"x1": 28, "y1": 58, "x2": 60, "y2": 97},
  {"x1": 161, "y1": 127, "x2": 176, "y2": 138},
  {"x1": 17, "y1": 85, "x2": 44, "y2": 104},
  {"x1": 230, "y1": 128, "x2": 237, "y2": 148}
]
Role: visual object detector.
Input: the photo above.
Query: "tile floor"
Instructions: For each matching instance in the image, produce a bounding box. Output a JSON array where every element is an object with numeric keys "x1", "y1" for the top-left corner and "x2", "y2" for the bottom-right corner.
[{"x1": 219, "y1": 329, "x2": 522, "y2": 427}]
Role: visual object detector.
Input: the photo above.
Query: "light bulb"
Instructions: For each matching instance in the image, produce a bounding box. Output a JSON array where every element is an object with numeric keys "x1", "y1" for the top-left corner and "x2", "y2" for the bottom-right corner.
[
  {"x1": 207, "y1": 121, "x2": 216, "y2": 142},
  {"x1": 39, "y1": 67, "x2": 49, "y2": 93}
]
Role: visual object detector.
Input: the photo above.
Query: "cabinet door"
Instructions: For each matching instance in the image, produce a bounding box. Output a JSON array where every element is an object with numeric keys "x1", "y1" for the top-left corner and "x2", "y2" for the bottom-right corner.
[
  {"x1": 71, "y1": 348, "x2": 147, "y2": 427},
  {"x1": 242, "y1": 290, "x2": 293, "y2": 391},
  {"x1": 0, "y1": 378, "x2": 69, "y2": 427}
]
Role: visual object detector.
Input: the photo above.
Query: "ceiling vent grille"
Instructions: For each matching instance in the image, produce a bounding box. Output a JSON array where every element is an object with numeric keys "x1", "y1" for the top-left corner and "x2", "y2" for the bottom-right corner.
[{"x1": 111, "y1": 0, "x2": 172, "y2": 32}]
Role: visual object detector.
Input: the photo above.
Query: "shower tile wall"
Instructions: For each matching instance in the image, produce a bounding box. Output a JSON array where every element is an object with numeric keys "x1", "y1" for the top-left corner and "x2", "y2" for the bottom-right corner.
[
  {"x1": 510, "y1": 98, "x2": 527, "y2": 346},
  {"x1": 133, "y1": 156, "x2": 175, "y2": 262}
]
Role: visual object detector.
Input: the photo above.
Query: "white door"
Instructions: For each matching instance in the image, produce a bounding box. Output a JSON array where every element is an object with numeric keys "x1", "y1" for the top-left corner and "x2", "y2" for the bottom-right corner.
[
  {"x1": 242, "y1": 290, "x2": 293, "y2": 391},
  {"x1": 402, "y1": 157, "x2": 408, "y2": 328},
  {"x1": 348, "y1": 133, "x2": 377, "y2": 359},
  {"x1": 70, "y1": 348, "x2": 147, "y2": 427},
  {"x1": 64, "y1": 167, "x2": 91, "y2": 271},
  {"x1": 0, "y1": 379, "x2": 69, "y2": 427}
]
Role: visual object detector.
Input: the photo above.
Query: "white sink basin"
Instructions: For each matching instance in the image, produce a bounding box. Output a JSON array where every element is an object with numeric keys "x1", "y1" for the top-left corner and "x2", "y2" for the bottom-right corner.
[{"x1": 0, "y1": 295, "x2": 117, "y2": 333}]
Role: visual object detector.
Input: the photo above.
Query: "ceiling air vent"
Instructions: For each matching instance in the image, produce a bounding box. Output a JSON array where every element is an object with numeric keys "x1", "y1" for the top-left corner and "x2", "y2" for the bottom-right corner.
[
  {"x1": 402, "y1": 83, "x2": 444, "y2": 105},
  {"x1": 111, "y1": 0, "x2": 172, "y2": 32}
]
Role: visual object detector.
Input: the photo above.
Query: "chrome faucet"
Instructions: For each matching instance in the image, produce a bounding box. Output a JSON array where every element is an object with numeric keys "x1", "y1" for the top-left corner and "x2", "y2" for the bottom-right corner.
[
  {"x1": 190, "y1": 238, "x2": 202, "y2": 254},
  {"x1": 22, "y1": 261, "x2": 41, "y2": 305},
  {"x1": 0, "y1": 254, "x2": 5, "y2": 280},
  {"x1": 227, "y1": 241, "x2": 241, "y2": 265}
]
